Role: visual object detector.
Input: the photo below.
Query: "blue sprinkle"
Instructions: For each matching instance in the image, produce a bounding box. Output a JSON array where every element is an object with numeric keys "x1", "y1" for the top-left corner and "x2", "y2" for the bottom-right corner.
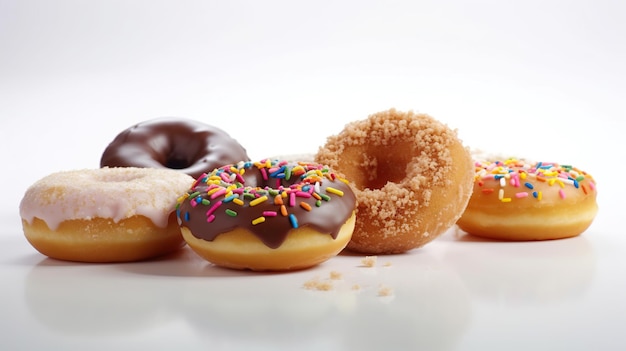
[
  {"x1": 573, "y1": 179, "x2": 579, "y2": 188},
  {"x1": 532, "y1": 191, "x2": 538, "y2": 198},
  {"x1": 223, "y1": 194, "x2": 238, "y2": 203},
  {"x1": 184, "y1": 212, "x2": 190, "y2": 221},
  {"x1": 524, "y1": 182, "x2": 534, "y2": 190},
  {"x1": 270, "y1": 166, "x2": 286, "y2": 177},
  {"x1": 289, "y1": 214, "x2": 298, "y2": 229},
  {"x1": 494, "y1": 175, "x2": 504, "y2": 180}
]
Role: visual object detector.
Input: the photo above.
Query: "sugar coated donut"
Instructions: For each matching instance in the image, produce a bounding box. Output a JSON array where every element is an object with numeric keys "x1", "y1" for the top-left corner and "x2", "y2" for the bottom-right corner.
[
  {"x1": 176, "y1": 159, "x2": 357, "y2": 271},
  {"x1": 19, "y1": 168, "x2": 194, "y2": 262},
  {"x1": 100, "y1": 117, "x2": 249, "y2": 179},
  {"x1": 315, "y1": 109, "x2": 474, "y2": 254},
  {"x1": 456, "y1": 158, "x2": 598, "y2": 240}
]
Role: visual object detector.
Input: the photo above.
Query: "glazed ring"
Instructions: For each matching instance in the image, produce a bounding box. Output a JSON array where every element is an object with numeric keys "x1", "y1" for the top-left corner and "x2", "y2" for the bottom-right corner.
[
  {"x1": 19, "y1": 168, "x2": 194, "y2": 262},
  {"x1": 176, "y1": 159, "x2": 357, "y2": 271},
  {"x1": 315, "y1": 108, "x2": 474, "y2": 254},
  {"x1": 100, "y1": 117, "x2": 250, "y2": 179},
  {"x1": 456, "y1": 158, "x2": 598, "y2": 240}
]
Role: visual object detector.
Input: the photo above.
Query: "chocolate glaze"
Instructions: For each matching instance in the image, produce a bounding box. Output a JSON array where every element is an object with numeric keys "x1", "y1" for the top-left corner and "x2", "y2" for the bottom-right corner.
[
  {"x1": 177, "y1": 160, "x2": 357, "y2": 249},
  {"x1": 100, "y1": 117, "x2": 249, "y2": 179}
]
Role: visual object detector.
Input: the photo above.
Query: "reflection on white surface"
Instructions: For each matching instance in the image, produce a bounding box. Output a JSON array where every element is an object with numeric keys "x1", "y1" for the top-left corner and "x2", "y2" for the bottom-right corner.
[
  {"x1": 20, "y1": 244, "x2": 471, "y2": 351},
  {"x1": 442, "y1": 230, "x2": 596, "y2": 304}
]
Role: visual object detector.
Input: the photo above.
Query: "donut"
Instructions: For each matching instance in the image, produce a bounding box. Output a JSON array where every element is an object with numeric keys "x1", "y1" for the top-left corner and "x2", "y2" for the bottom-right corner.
[
  {"x1": 456, "y1": 158, "x2": 598, "y2": 240},
  {"x1": 100, "y1": 117, "x2": 250, "y2": 179},
  {"x1": 19, "y1": 167, "x2": 194, "y2": 262},
  {"x1": 315, "y1": 108, "x2": 474, "y2": 254},
  {"x1": 176, "y1": 159, "x2": 357, "y2": 271}
]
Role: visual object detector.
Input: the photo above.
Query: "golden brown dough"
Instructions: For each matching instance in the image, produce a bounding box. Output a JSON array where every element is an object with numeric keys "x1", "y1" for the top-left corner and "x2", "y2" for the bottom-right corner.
[{"x1": 315, "y1": 109, "x2": 473, "y2": 254}]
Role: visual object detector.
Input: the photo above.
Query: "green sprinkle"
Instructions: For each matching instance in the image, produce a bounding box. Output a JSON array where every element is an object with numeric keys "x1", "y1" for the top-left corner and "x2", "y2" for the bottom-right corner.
[
  {"x1": 201, "y1": 199, "x2": 211, "y2": 205},
  {"x1": 285, "y1": 166, "x2": 292, "y2": 180},
  {"x1": 315, "y1": 200, "x2": 322, "y2": 207},
  {"x1": 225, "y1": 209, "x2": 237, "y2": 217}
]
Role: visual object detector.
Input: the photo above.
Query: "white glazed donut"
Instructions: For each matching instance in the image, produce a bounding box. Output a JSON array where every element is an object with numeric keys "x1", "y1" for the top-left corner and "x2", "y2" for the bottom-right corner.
[{"x1": 19, "y1": 167, "x2": 194, "y2": 262}]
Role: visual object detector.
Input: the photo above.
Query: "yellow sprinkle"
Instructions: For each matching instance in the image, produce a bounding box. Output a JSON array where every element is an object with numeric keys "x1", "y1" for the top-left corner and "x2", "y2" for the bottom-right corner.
[
  {"x1": 339, "y1": 178, "x2": 350, "y2": 184},
  {"x1": 250, "y1": 195, "x2": 268, "y2": 206},
  {"x1": 501, "y1": 198, "x2": 512, "y2": 202},
  {"x1": 207, "y1": 187, "x2": 221, "y2": 196},
  {"x1": 548, "y1": 178, "x2": 557, "y2": 186},
  {"x1": 556, "y1": 179, "x2": 565, "y2": 188},
  {"x1": 252, "y1": 216, "x2": 265, "y2": 225},
  {"x1": 537, "y1": 191, "x2": 543, "y2": 201},
  {"x1": 233, "y1": 198, "x2": 244, "y2": 206},
  {"x1": 326, "y1": 187, "x2": 344, "y2": 196},
  {"x1": 520, "y1": 172, "x2": 527, "y2": 180}
]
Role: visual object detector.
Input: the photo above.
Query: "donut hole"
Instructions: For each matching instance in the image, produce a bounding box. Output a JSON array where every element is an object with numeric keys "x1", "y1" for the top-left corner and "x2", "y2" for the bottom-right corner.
[
  {"x1": 344, "y1": 141, "x2": 415, "y2": 190},
  {"x1": 165, "y1": 155, "x2": 191, "y2": 170}
]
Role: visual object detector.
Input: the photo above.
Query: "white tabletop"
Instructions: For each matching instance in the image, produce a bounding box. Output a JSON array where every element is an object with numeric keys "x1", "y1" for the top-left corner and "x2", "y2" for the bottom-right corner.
[{"x1": 1, "y1": 1, "x2": 625, "y2": 350}]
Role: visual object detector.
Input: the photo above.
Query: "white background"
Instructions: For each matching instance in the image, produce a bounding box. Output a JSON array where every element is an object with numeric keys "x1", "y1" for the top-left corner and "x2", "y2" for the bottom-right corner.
[{"x1": 1, "y1": 1, "x2": 625, "y2": 350}]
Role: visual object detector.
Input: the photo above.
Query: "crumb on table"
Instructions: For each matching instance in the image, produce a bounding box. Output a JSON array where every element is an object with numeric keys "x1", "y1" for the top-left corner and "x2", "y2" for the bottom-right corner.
[
  {"x1": 361, "y1": 256, "x2": 377, "y2": 267},
  {"x1": 378, "y1": 285, "x2": 394, "y2": 297},
  {"x1": 303, "y1": 277, "x2": 333, "y2": 291},
  {"x1": 329, "y1": 271, "x2": 343, "y2": 280}
]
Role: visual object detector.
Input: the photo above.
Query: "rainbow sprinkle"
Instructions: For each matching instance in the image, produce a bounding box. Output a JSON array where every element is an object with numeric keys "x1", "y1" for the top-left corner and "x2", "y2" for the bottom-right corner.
[
  {"x1": 472, "y1": 158, "x2": 596, "y2": 203},
  {"x1": 177, "y1": 159, "x2": 350, "y2": 228}
]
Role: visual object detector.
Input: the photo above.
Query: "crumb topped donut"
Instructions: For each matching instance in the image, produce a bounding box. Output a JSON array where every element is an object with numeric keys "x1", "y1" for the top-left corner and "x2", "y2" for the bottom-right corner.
[
  {"x1": 315, "y1": 109, "x2": 474, "y2": 254},
  {"x1": 176, "y1": 159, "x2": 357, "y2": 271},
  {"x1": 19, "y1": 168, "x2": 194, "y2": 262},
  {"x1": 457, "y1": 158, "x2": 598, "y2": 240},
  {"x1": 100, "y1": 117, "x2": 250, "y2": 179}
]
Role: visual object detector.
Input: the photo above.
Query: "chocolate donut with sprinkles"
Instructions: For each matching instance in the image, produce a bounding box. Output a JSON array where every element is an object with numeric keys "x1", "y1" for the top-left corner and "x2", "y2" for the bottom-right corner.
[
  {"x1": 176, "y1": 159, "x2": 357, "y2": 271},
  {"x1": 456, "y1": 158, "x2": 598, "y2": 240}
]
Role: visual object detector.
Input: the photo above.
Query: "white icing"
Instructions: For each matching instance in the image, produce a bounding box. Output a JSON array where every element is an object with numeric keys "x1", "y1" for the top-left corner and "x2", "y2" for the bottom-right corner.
[{"x1": 19, "y1": 168, "x2": 194, "y2": 230}]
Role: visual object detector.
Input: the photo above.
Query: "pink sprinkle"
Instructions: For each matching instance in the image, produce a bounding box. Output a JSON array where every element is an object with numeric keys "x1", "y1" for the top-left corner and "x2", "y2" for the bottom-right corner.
[
  {"x1": 589, "y1": 182, "x2": 596, "y2": 191},
  {"x1": 210, "y1": 188, "x2": 226, "y2": 200},
  {"x1": 289, "y1": 192, "x2": 296, "y2": 207},
  {"x1": 559, "y1": 189, "x2": 566, "y2": 199},
  {"x1": 515, "y1": 192, "x2": 528, "y2": 198},
  {"x1": 260, "y1": 168, "x2": 268, "y2": 181},
  {"x1": 263, "y1": 211, "x2": 278, "y2": 217},
  {"x1": 191, "y1": 174, "x2": 206, "y2": 189},
  {"x1": 296, "y1": 191, "x2": 311, "y2": 198},
  {"x1": 206, "y1": 214, "x2": 215, "y2": 223},
  {"x1": 235, "y1": 173, "x2": 245, "y2": 184},
  {"x1": 206, "y1": 200, "x2": 223, "y2": 217},
  {"x1": 220, "y1": 172, "x2": 231, "y2": 182}
]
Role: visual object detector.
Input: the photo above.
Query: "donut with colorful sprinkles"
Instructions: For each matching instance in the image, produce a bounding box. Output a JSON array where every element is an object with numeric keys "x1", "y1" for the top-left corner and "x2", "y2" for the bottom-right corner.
[
  {"x1": 176, "y1": 159, "x2": 357, "y2": 271},
  {"x1": 456, "y1": 158, "x2": 598, "y2": 240}
]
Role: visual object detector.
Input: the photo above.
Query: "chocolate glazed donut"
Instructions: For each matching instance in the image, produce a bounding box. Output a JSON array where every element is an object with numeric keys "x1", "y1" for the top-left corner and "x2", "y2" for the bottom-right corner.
[{"x1": 100, "y1": 118, "x2": 250, "y2": 179}]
